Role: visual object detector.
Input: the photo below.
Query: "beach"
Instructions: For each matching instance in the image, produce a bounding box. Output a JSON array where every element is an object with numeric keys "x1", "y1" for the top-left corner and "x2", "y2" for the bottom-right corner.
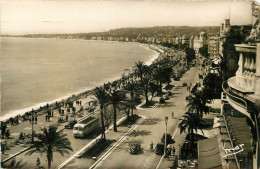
[{"x1": 0, "y1": 37, "x2": 160, "y2": 122}]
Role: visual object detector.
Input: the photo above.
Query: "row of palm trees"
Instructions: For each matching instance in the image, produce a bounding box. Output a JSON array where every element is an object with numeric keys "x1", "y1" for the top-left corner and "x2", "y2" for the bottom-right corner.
[
  {"x1": 8, "y1": 57, "x2": 182, "y2": 169},
  {"x1": 95, "y1": 58, "x2": 181, "y2": 139},
  {"x1": 178, "y1": 81, "x2": 213, "y2": 154}
]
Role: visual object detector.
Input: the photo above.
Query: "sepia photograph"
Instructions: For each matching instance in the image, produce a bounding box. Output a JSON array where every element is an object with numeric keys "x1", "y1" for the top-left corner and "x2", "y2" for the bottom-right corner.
[{"x1": 0, "y1": 0, "x2": 259, "y2": 168}]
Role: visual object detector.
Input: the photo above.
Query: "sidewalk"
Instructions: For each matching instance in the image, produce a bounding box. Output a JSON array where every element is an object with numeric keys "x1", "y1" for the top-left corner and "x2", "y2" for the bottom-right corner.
[
  {"x1": 1, "y1": 94, "x2": 95, "y2": 162},
  {"x1": 73, "y1": 66, "x2": 201, "y2": 169}
]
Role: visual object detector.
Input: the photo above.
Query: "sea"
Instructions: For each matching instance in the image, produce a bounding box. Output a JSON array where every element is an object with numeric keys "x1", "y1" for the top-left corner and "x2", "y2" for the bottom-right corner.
[{"x1": 0, "y1": 37, "x2": 158, "y2": 121}]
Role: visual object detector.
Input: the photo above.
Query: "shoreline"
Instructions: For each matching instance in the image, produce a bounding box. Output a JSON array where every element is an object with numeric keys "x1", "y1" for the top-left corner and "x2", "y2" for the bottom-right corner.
[{"x1": 0, "y1": 39, "x2": 162, "y2": 122}]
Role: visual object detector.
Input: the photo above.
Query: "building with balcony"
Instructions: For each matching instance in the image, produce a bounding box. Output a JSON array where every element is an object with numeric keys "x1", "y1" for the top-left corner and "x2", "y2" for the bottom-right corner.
[
  {"x1": 218, "y1": 19, "x2": 251, "y2": 81},
  {"x1": 221, "y1": 2, "x2": 260, "y2": 169}
]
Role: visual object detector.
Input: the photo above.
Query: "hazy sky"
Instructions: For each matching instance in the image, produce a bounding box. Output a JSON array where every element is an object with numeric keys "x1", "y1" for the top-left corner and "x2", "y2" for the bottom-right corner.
[{"x1": 0, "y1": 0, "x2": 253, "y2": 35}]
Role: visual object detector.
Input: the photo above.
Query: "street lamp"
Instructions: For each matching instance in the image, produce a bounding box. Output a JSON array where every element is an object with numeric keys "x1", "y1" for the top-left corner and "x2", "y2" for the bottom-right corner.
[
  {"x1": 31, "y1": 110, "x2": 35, "y2": 144},
  {"x1": 164, "y1": 116, "x2": 168, "y2": 156}
]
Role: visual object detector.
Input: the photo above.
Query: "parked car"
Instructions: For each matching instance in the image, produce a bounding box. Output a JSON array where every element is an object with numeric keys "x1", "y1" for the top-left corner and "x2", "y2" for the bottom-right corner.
[{"x1": 155, "y1": 143, "x2": 164, "y2": 155}]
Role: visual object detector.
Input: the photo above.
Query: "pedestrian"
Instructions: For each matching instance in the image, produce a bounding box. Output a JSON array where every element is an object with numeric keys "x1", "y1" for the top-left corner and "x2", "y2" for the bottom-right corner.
[
  {"x1": 172, "y1": 111, "x2": 174, "y2": 118},
  {"x1": 5, "y1": 130, "x2": 10, "y2": 139},
  {"x1": 36, "y1": 158, "x2": 41, "y2": 167},
  {"x1": 150, "y1": 141, "x2": 154, "y2": 150},
  {"x1": 35, "y1": 115, "x2": 38, "y2": 124},
  {"x1": 45, "y1": 114, "x2": 48, "y2": 122},
  {"x1": 172, "y1": 146, "x2": 175, "y2": 156},
  {"x1": 10, "y1": 118, "x2": 14, "y2": 125},
  {"x1": 79, "y1": 100, "x2": 82, "y2": 106},
  {"x1": 65, "y1": 114, "x2": 68, "y2": 122},
  {"x1": 19, "y1": 132, "x2": 25, "y2": 140},
  {"x1": 167, "y1": 144, "x2": 172, "y2": 159},
  {"x1": 51, "y1": 110, "x2": 54, "y2": 117}
]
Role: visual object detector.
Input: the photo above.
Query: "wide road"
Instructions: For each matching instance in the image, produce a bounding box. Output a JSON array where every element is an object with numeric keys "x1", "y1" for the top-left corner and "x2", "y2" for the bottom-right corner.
[{"x1": 94, "y1": 65, "x2": 200, "y2": 169}]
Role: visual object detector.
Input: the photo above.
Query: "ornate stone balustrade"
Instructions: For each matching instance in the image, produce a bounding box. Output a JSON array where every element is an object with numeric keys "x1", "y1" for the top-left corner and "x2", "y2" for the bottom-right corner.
[{"x1": 234, "y1": 44, "x2": 257, "y2": 93}]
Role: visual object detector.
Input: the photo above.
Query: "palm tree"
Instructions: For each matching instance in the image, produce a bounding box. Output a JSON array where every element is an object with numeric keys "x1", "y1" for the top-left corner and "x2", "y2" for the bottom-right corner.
[
  {"x1": 94, "y1": 87, "x2": 108, "y2": 140},
  {"x1": 105, "y1": 90, "x2": 127, "y2": 132},
  {"x1": 124, "y1": 81, "x2": 140, "y2": 118},
  {"x1": 139, "y1": 76, "x2": 151, "y2": 104},
  {"x1": 178, "y1": 112, "x2": 205, "y2": 148},
  {"x1": 135, "y1": 61, "x2": 148, "y2": 82},
  {"x1": 187, "y1": 90, "x2": 210, "y2": 117},
  {"x1": 26, "y1": 125, "x2": 73, "y2": 169}
]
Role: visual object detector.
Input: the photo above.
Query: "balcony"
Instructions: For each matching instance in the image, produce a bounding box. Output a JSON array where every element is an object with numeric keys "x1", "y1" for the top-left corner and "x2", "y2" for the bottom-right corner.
[
  {"x1": 232, "y1": 44, "x2": 260, "y2": 103},
  {"x1": 222, "y1": 81, "x2": 251, "y2": 119}
]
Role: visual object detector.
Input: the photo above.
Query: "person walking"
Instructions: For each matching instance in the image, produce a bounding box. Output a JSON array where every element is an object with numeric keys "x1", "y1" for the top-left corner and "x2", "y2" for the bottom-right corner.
[
  {"x1": 65, "y1": 114, "x2": 69, "y2": 122},
  {"x1": 167, "y1": 144, "x2": 172, "y2": 159},
  {"x1": 35, "y1": 115, "x2": 38, "y2": 124},
  {"x1": 5, "y1": 130, "x2": 10, "y2": 139},
  {"x1": 150, "y1": 141, "x2": 154, "y2": 150},
  {"x1": 172, "y1": 111, "x2": 175, "y2": 119},
  {"x1": 45, "y1": 114, "x2": 48, "y2": 122},
  {"x1": 172, "y1": 146, "x2": 175, "y2": 156},
  {"x1": 10, "y1": 118, "x2": 14, "y2": 125}
]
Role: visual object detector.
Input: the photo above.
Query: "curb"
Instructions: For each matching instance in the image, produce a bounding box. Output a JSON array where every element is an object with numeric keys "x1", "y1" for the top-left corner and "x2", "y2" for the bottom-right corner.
[
  {"x1": 56, "y1": 116, "x2": 127, "y2": 169},
  {"x1": 2, "y1": 146, "x2": 32, "y2": 164},
  {"x1": 90, "y1": 115, "x2": 146, "y2": 169}
]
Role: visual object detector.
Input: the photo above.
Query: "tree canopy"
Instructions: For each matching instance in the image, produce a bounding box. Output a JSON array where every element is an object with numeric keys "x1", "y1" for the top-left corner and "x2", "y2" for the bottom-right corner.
[{"x1": 199, "y1": 45, "x2": 209, "y2": 58}]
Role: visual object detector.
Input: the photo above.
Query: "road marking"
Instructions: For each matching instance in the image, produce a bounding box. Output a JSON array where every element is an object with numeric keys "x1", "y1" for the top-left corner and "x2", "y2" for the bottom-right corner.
[
  {"x1": 56, "y1": 116, "x2": 127, "y2": 169},
  {"x1": 91, "y1": 115, "x2": 146, "y2": 169},
  {"x1": 155, "y1": 121, "x2": 180, "y2": 169}
]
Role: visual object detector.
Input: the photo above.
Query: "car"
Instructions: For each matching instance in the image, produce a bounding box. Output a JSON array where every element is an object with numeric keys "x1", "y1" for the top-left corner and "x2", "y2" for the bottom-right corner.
[
  {"x1": 65, "y1": 120, "x2": 77, "y2": 129},
  {"x1": 155, "y1": 143, "x2": 164, "y2": 155}
]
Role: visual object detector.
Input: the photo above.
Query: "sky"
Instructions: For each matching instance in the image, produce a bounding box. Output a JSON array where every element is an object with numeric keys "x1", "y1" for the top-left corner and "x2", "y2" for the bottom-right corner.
[{"x1": 0, "y1": 0, "x2": 253, "y2": 35}]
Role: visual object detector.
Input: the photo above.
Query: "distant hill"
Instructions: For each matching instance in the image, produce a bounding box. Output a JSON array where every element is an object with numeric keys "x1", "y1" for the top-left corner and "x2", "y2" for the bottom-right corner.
[
  {"x1": 10, "y1": 26, "x2": 220, "y2": 39},
  {"x1": 104, "y1": 26, "x2": 219, "y2": 37}
]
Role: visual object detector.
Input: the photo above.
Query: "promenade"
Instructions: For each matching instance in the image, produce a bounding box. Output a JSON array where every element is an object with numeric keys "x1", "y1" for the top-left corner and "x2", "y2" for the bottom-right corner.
[
  {"x1": 63, "y1": 63, "x2": 201, "y2": 169},
  {"x1": 1, "y1": 54, "x2": 199, "y2": 169},
  {"x1": 1, "y1": 93, "x2": 98, "y2": 167}
]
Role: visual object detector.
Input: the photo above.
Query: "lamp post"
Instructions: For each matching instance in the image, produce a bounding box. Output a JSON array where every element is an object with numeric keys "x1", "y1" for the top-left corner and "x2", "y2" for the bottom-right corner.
[
  {"x1": 164, "y1": 116, "x2": 168, "y2": 156},
  {"x1": 31, "y1": 110, "x2": 35, "y2": 144}
]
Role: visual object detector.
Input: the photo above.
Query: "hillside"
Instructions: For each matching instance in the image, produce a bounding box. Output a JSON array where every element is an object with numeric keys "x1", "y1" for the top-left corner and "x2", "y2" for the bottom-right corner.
[{"x1": 10, "y1": 26, "x2": 220, "y2": 39}]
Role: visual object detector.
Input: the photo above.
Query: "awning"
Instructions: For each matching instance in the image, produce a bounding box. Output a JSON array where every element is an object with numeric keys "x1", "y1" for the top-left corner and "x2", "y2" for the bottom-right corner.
[{"x1": 198, "y1": 136, "x2": 222, "y2": 169}]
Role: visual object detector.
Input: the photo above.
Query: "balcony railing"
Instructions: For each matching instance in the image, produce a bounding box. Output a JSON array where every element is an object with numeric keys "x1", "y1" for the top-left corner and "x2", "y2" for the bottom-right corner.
[{"x1": 223, "y1": 80, "x2": 248, "y2": 110}]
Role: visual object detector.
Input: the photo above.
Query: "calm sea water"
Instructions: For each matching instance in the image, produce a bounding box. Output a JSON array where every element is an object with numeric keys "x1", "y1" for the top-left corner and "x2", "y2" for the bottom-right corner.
[{"x1": 0, "y1": 37, "x2": 157, "y2": 120}]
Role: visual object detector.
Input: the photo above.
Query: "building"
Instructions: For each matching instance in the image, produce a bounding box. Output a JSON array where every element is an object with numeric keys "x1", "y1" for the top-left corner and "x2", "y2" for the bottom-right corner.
[
  {"x1": 175, "y1": 36, "x2": 182, "y2": 45},
  {"x1": 181, "y1": 34, "x2": 190, "y2": 47},
  {"x1": 193, "y1": 31, "x2": 207, "y2": 52},
  {"x1": 189, "y1": 35, "x2": 194, "y2": 49},
  {"x1": 218, "y1": 19, "x2": 251, "y2": 81},
  {"x1": 208, "y1": 36, "x2": 219, "y2": 58},
  {"x1": 221, "y1": 2, "x2": 260, "y2": 169}
]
